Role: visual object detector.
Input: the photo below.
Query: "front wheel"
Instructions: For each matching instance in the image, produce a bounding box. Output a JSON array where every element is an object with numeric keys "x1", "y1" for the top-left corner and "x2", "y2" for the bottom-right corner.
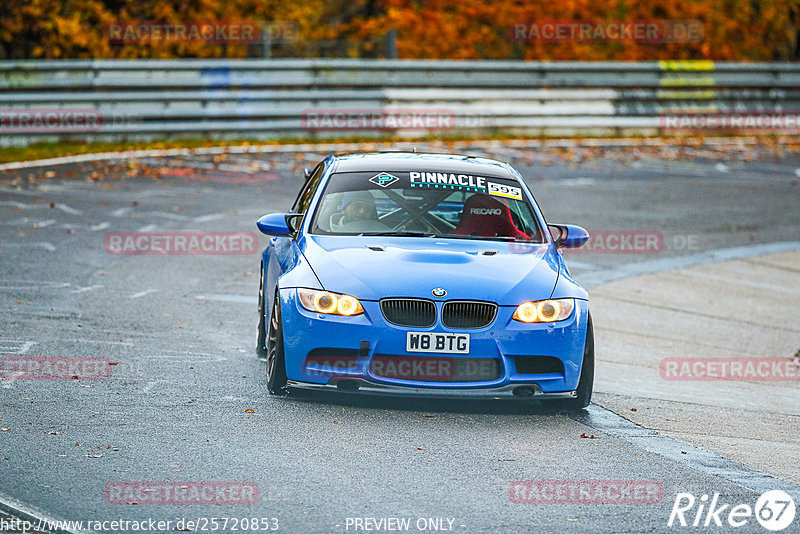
[
  {"x1": 266, "y1": 293, "x2": 288, "y2": 395},
  {"x1": 558, "y1": 312, "x2": 594, "y2": 411},
  {"x1": 256, "y1": 267, "x2": 268, "y2": 359}
]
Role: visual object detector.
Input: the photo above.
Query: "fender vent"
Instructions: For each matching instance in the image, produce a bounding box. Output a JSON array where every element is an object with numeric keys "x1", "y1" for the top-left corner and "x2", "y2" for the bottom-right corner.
[{"x1": 481, "y1": 249, "x2": 498, "y2": 256}]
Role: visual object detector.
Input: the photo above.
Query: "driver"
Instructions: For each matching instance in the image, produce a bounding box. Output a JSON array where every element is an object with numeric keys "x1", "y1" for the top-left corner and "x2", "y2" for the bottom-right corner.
[
  {"x1": 342, "y1": 198, "x2": 375, "y2": 224},
  {"x1": 330, "y1": 192, "x2": 390, "y2": 232}
]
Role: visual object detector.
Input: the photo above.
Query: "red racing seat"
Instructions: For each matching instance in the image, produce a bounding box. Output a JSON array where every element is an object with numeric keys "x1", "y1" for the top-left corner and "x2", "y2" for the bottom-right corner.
[{"x1": 453, "y1": 195, "x2": 529, "y2": 239}]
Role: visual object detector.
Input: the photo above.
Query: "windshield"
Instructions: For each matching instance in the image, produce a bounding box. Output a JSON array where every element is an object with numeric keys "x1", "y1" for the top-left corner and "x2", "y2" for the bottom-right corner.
[{"x1": 309, "y1": 170, "x2": 545, "y2": 242}]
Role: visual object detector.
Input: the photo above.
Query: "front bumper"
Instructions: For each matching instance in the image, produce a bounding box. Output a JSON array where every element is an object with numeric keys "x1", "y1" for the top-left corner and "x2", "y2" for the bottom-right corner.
[
  {"x1": 287, "y1": 379, "x2": 577, "y2": 400},
  {"x1": 277, "y1": 288, "x2": 589, "y2": 398}
]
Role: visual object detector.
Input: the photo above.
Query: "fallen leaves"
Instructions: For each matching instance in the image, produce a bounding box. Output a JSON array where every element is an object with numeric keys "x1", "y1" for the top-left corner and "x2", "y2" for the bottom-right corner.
[
  {"x1": 244, "y1": 409, "x2": 255, "y2": 413},
  {"x1": 580, "y1": 433, "x2": 598, "y2": 439}
]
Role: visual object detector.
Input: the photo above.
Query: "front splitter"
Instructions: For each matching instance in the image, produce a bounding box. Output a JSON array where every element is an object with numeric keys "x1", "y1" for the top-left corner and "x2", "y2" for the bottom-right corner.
[{"x1": 286, "y1": 379, "x2": 577, "y2": 400}]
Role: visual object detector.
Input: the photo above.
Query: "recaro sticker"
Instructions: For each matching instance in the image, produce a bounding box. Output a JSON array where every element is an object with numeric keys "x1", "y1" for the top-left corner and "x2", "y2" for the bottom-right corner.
[
  {"x1": 470, "y1": 208, "x2": 503, "y2": 215},
  {"x1": 488, "y1": 182, "x2": 522, "y2": 200}
]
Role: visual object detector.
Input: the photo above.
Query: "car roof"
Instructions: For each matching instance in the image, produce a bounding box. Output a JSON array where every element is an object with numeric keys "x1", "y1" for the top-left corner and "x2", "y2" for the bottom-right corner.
[{"x1": 330, "y1": 152, "x2": 518, "y2": 178}]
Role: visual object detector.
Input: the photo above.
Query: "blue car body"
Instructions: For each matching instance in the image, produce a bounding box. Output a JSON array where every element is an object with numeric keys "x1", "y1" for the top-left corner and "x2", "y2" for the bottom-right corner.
[{"x1": 258, "y1": 152, "x2": 591, "y2": 400}]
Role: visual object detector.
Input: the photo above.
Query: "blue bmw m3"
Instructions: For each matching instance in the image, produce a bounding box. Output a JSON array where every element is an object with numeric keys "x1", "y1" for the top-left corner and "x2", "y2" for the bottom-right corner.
[{"x1": 256, "y1": 152, "x2": 594, "y2": 409}]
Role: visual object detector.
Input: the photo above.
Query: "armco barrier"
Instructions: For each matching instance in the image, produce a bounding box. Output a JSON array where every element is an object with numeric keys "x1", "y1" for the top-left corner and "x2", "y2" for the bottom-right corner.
[{"x1": 1, "y1": 59, "x2": 799, "y2": 145}]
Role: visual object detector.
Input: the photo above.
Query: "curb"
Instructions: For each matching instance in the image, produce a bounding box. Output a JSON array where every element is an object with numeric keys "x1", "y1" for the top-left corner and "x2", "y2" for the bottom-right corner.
[{"x1": 0, "y1": 490, "x2": 83, "y2": 534}]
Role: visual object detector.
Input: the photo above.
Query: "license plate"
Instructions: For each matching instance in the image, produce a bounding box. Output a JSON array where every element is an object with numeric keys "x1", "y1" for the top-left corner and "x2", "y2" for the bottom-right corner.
[{"x1": 406, "y1": 332, "x2": 470, "y2": 354}]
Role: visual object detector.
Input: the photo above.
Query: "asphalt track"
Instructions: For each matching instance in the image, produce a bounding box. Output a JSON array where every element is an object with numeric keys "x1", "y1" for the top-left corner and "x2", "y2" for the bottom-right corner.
[{"x1": 1, "y1": 140, "x2": 799, "y2": 533}]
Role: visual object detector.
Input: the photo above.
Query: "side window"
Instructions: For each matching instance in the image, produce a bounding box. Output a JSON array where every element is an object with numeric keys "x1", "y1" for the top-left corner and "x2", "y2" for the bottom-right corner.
[
  {"x1": 508, "y1": 202, "x2": 544, "y2": 241},
  {"x1": 291, "y1": 164, "x2": 325, "y2": 214}
]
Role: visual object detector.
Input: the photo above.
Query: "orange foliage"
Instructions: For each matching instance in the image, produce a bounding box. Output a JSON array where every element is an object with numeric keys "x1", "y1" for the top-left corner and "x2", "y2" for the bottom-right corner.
[
  {"x1": 1, "y1": 0, "x2": 798, "y2": 60},
  {"x1": 345, "y1": 0, "x2": 800, "y2": 60}
]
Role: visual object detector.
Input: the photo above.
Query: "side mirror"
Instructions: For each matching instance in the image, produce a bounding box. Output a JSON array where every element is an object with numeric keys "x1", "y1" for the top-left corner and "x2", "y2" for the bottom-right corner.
[
  {"x1": 548, "y1": 224, "x2": 589, "y2": 249},
  {"x1": 257, "y1": 213, "x2": 297, "y2": 237},
  {"x1": 303, "y1": 168, "x2": 312, "y2": 181}
]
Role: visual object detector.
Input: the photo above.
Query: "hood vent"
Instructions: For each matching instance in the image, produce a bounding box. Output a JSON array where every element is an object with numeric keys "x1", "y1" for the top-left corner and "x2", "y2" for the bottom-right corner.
[{"x1": 366, "y1": 245, "x2": 385, "y2": 252}]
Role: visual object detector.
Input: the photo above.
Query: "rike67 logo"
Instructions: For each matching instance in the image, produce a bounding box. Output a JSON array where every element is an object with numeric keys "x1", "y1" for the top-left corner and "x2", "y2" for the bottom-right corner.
[{"x1": 669, "y1": 490, "x2": 796, "y2": 531}]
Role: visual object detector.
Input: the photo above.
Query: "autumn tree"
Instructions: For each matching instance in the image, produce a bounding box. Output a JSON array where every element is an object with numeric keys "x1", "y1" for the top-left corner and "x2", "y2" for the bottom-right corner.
[{"x1": 1, "y1": 0, "x2": 798, "y2": 60}]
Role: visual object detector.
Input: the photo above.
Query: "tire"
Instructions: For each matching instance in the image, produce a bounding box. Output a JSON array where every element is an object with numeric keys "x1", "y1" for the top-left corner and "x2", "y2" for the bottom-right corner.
[
  {"x1": 256, "y1": 266, "x2": 268, "y2": 359},
  {"x1": 558, "y1": 312, "x2": 594, "y2": 411},
  {"x1": 266, "y1": 292, "x2": 288, "y2": 395}
]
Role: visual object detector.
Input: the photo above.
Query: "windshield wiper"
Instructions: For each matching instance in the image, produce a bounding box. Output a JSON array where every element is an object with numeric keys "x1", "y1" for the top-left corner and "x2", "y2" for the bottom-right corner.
[
  {"x1": 439, "y1": 234, "x2": 518, "y2": 242},
  {"x1": 360, "y1": 231, "x2": 435, "y2": 237}
]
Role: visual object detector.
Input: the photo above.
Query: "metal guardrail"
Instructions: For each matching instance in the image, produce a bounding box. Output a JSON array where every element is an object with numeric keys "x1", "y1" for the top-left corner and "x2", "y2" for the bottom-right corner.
[{"x1": 1, "y1": 59, "x2": 799, "y2": 146}]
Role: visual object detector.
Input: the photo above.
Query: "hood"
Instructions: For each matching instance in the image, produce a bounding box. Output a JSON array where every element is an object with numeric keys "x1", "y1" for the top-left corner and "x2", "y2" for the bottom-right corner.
[{"x1": 300, "y1": 235, "x2": 560, "y2": 305}]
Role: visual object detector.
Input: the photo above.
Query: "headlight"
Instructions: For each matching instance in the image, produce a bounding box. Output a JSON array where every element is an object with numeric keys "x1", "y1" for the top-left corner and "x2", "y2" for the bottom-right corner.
[
  {"x1": 513, "y1": 298, "x2": 574, "y2": 323},
  {"x1": 297, "y1": 288, "x2": 364, "y2": 316}
]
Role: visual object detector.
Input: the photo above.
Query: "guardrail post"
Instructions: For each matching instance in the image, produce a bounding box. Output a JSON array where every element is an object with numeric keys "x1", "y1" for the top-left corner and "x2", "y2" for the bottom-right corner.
[
  {"x1": 261, "y1": 29, "x2": 272, "y2": 59},
  {"x1": 386, "y1": 30, "x2": 398, "y2": 59}
]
